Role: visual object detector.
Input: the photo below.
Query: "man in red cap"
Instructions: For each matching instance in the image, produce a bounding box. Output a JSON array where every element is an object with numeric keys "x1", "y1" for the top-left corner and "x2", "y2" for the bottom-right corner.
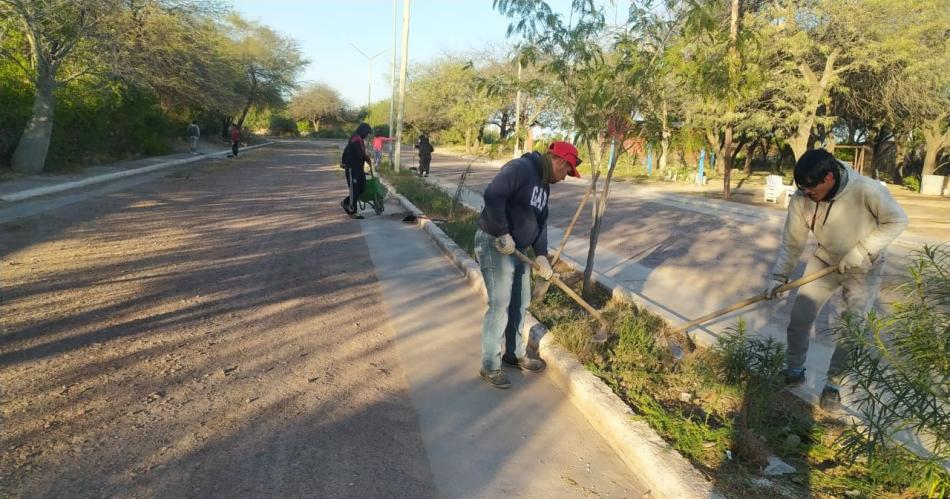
[{"x1": 474, "y1": 141, "x2": 581, "y2": 388}]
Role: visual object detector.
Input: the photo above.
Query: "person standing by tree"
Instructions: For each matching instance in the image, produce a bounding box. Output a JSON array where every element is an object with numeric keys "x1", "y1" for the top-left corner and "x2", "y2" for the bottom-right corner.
[
  {"x1": 340, "y1": 123, "x2": 373, "y2": 219},
  {"x1": 415, "y1": 134, "x2": 434, "y2": 177},
  {"x1": 764, "y1": 149, "x2": 908, "y2": 411},
  {"x1": 474, "y1": 141, "x2": 581, "y2": 388},
  {"x1": 229, "y1": 124, "x2": 241, "y2": 157},
  {"x1": 372, "y1": 134, "x2": 394, "y2": 166},
  {"x1": 186, "y1": 120, "x2": 201, "y2": 154}
]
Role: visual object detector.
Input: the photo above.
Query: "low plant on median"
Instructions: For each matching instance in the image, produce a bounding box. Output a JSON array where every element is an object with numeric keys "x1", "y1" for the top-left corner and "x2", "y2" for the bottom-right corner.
[
  {"x1": 835, "y1": 244, "x2": 950, "y2": 497},
  {"x1": 380, "y1": 159, "x2": 948, "y2": 497},
  {"x1": 378, "y1": 163, "x2": 480, "y2": 256},
  {"x1": 532, "y1": 278, "x2": 947, "y2": 498}
]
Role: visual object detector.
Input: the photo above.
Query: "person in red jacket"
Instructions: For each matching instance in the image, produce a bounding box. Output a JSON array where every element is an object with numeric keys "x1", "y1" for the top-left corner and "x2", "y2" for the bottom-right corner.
[
  {"x1": 372, "y1": 135, "x2": 394, "y2": 165},
  {"x1": 229, "y1": 124, "x2": 241, "y2": 157}
]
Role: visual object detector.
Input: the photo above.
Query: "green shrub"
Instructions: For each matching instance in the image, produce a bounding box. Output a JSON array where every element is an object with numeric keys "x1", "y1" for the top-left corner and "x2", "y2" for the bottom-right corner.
[
  {"x1": 836, "y1": 244, "x2": 950, "y2": 496},
  {"x1": 269, "y1": 115, "x2": 298, "y2": 136},
  {"x1": 903, "y1": 175, "x2": 921, "y2": 192}
]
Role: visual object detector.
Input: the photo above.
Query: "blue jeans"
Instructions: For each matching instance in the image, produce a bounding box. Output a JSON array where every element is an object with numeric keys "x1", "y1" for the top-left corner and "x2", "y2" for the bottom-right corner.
[{"x1": 474, "y1": 229, "x2": 530, "y2": 370}]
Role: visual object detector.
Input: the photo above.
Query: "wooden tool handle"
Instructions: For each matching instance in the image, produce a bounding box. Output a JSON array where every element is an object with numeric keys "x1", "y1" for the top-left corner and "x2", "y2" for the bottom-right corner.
[
  {"x1": 513, "y1": 249, "x2": 606, "y2": 322},
  {"x1": 551, "y1": 170, "x2": 600, "y2": 266},
  {"x1": 673, "y1": 266, "x2": 838, "y2": 335}
]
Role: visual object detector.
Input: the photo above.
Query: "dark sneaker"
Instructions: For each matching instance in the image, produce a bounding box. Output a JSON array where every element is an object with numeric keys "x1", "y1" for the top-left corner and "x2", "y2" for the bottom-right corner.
[
  {"x1": 341, "y1": 199, "x2": 353, "y2": 215},
  {"x1": 350, "y1": 214, "x2": 364, "y2": 220},
  {"x1": 819, "y1": 385, "x2": 842, "y2": 412},
  {"x1": 480, "y1": 368, "x2": 511, "y2": 389},
  {"x1": 783, "y1": 367, "x2": 806, "y2": 386},
  {"x1": 502, "y1": 355, "x2": 546, "y2": 373}
]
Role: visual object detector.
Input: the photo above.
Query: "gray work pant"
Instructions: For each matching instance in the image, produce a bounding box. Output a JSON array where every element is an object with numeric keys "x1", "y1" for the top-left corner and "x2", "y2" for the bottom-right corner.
[{"x1": 786, "y1": 254, "x2": 884, "y2": 384}]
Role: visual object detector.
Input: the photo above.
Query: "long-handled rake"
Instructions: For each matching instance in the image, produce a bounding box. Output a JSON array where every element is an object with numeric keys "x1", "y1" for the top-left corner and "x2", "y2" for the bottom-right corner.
[
  {"x1": 531, "y1": 170, "x2": 600, "y2": 302},
  {"x1": 671, "y1": 266, "x2": 838, "y2": 337},
  {"x1": 448, "y1": 155, "x2": 485, "y2": 220},
  {"x1": 513, "y1": 249, "x2": 617, "y2": 344}
]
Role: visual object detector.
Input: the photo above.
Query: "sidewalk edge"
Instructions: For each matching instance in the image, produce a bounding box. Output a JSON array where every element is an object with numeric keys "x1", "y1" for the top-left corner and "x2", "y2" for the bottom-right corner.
[
  {"x1": 379, "y1": 177, "x2": 722, "y2": 499},
  {"x1": 1, "y1": 142, "x2": 272, "y2": 202}
]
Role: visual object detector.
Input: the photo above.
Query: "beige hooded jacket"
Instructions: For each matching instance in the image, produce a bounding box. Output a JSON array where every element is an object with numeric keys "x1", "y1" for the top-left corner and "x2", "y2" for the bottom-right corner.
[{"x1": 771, "y1": 163, "x2": 909, "y2": 280}]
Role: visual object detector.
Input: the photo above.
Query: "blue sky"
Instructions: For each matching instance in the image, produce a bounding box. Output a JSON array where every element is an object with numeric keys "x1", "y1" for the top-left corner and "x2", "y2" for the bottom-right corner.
[{"x1": 230, "y1": 0, "x2": 519, "y2": 107}]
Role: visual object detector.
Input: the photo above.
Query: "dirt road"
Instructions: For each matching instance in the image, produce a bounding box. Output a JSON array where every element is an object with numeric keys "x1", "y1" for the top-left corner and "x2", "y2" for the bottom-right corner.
[{"x1": 1, "y1": 142, "x2": 438, "y2": 497}]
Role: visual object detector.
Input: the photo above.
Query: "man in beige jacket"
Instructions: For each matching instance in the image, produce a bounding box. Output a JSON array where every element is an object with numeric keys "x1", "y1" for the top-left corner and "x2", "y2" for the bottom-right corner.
[{"x1": 765, "y1": 149, "x2": 908, "y2": 411}]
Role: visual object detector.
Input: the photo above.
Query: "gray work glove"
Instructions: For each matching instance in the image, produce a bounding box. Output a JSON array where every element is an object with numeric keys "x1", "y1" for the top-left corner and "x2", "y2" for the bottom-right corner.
[
  {"x1": 534, "y1": 255, "x2": 554, "y2": 280},
  {"x1": 494, "y1": 234, "x2": 515, "y2": 255},
  {"x1": 765, "y1": 278, "x2": 788, "y2": 300},
  {"x1": 838, "y1": 245, "x2": 870, "y2": 273}
]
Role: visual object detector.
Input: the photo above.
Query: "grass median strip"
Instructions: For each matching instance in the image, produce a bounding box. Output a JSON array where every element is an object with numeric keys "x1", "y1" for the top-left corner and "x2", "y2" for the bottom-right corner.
[{"x1": 380, "y1": 163, "x2": 948, "y2": 499}]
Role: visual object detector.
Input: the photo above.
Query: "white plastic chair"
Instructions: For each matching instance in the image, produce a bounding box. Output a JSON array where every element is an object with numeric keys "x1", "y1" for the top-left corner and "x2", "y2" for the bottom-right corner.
[{"x1": 763, "y1": 175, "x2": 785, "y2": 203}]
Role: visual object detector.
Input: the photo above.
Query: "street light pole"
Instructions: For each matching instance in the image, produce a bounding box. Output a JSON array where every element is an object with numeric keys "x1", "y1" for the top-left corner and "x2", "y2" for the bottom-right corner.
[
  {"x1": 389, "y1": 0, "x2": 397, "y2": 138},
  {"x1": 349, "y1": 43, "x2": 387, "y2": 112},
  {"x1": 394, "y1": 0, "x2": 411, "y2": 172}
]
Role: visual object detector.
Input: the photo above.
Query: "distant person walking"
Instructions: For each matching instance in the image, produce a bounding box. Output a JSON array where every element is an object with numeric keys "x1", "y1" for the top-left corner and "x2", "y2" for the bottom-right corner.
[
  {"x1": 415, "y1": 134, "x2": 434, "y2": 177},
  {"x1": 340, "y1": 123, "x2": 373, "y2": 219},
  {"x1": 186, "y1": 120, "x2": 200, "y2": 154},
  {"x1": 229, "y1": 124, "x2": 241, "y2": 157}
]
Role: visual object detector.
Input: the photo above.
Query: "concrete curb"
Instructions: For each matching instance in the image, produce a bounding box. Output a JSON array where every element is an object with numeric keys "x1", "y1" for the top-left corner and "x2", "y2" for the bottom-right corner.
[
  {"x1": 1, "y1": 142, "x2": 273, "y2": 202},
  {"x1": 378, "y1": 176, "x2": 722, "y2": 499}
]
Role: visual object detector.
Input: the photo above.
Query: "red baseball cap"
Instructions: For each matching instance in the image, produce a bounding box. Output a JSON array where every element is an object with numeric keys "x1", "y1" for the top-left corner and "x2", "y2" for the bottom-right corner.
[{"x1": 549, "y1": 141, "x2": 582, "y2": 177}]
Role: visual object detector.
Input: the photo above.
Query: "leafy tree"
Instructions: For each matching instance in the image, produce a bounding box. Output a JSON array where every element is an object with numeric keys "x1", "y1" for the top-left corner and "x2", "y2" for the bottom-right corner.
[
  {"x1": 289, "y1": 82, "x2": 343, "y2": 132},
  {"x1": 0, "y1": 0, "x2": 118, "y2": 173},
  {"x1": 112, "y1": 0, "x2": 244, "y2": 118},
  {"x1": 755, "y1": 0, "x2": 947, "y2": 161},
  {"x1": 495, "y1": 0, "x2": 681, "y2": 295},
  {"x1": 225, "y1": 15, "x2": 306, "y2": 132}
]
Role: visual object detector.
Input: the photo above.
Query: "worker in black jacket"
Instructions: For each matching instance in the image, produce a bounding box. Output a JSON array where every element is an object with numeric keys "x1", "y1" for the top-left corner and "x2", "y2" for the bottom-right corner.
[
  {"x1": 341, "y1": 123, "x2": 373, "y2": 219},
  {"x1": 415, "y1": 134, "x2": 434, "y2": 177},
  {"x1": 474, "y1": 141, "x2": 581, "y2": 388}
]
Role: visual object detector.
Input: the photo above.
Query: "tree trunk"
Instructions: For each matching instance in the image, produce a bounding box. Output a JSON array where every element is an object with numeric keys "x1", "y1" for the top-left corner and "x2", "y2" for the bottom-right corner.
[
  {"x1": 236, "y1": 70, "x2": 258, "y2": 130},
  {"x1": 743, "y1": 141, "x2": 756, "y2": 174},
  {"x1": 582, "y1": 140, "x2": 619, "y2": 298},
  {"x1": 722, "y1": 125, "x2": 735, "y2": 199},
  {"x1": 237, "y1": 96, "x2": 254, "y2": 131},
  {"x1": 922, "y1": 115, "x2": 950, "y2": 176},
  {"x1": 221, "y1": 116, "x2": 234, "y2": 139},
  {"x1": 789, "y1": 50, "x2": 840, "y2": 160},
  {"x1": 659, "y1": 98, "x2": 670, "y2": 172},
  {"x1": 11, "y1": 75, "x2": 56, "y2": 174}
]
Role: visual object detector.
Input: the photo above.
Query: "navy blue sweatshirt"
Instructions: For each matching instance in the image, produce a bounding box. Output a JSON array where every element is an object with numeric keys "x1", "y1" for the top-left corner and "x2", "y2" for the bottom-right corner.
[{"x1": 477, "y1": 152, "x2": 549, "y2": 256}]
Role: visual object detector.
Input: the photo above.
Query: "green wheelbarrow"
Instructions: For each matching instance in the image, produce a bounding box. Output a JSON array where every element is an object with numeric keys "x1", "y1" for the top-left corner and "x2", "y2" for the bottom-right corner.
[{"x1": 358, "y1": 164, "x2": 387, "y2": 215}]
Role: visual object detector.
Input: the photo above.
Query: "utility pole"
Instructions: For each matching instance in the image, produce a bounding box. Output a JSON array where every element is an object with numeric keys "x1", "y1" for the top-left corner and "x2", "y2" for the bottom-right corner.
[
  {"x1": 513, "y1": 59, "x2": 522, "y2": 159},
  {"x1": 394, "y1": 0, "x2": 411, "y2": 172},
  {"x1": 389, "y1": 0, "x2": 397, "y2": 138},
  {"x1": 350, "y1": 43, "x2": 387, "y2": 113}
]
